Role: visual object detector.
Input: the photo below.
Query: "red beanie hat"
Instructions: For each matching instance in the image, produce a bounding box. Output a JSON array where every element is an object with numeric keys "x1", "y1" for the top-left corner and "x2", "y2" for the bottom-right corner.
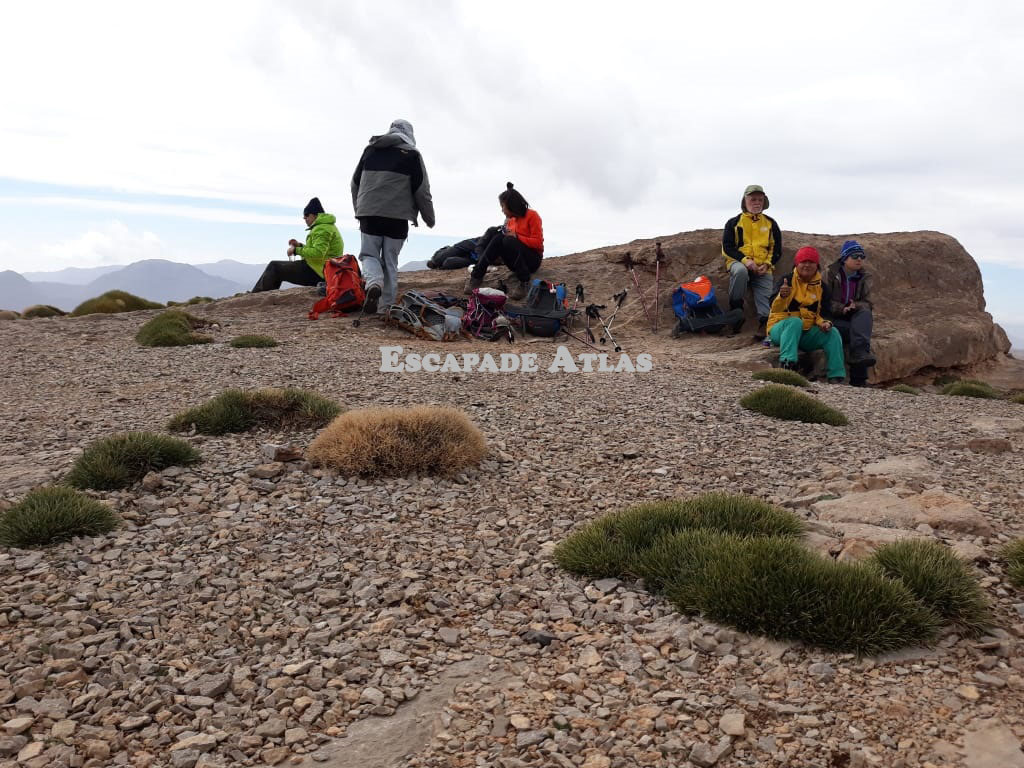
[{"x1": 794, "y1": 246, "x2": 820, "y2": 265}]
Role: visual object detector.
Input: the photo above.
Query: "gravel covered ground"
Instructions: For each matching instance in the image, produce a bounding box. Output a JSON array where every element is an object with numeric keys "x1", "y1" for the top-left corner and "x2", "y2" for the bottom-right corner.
[{"x1": 1, "y1": 290, "x2": 1023, "y2": 768}]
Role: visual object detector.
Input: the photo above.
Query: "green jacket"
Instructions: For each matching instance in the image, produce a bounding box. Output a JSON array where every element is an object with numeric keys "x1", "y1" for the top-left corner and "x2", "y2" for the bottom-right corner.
[{"x1": 295, "y1": 213, "x2": 343, "y2": 278}]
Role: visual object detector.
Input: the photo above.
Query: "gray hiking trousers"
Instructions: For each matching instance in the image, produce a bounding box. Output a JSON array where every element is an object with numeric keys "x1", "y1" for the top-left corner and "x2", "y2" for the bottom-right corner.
[
  {"x1": 728, "y1": 260, "x2": 774, "y2": 319},
  {"x1": 359, "y1": 233, "x2": 406, "y2": 310}
]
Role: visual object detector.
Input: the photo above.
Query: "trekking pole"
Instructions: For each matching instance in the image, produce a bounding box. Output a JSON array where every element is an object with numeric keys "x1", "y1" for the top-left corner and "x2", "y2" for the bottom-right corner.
[
  {"x1": 352, "y1": 297, "x2": 372, "y2": 328},
  {"x1": 654, "y1": 242, "x2": 666, "y2": 332},
  {"x1": 599, "y1": 290, "x2": 628, "y2": 344},
  {"x1": 620, "y1": 252, "x2": 654, "y2": 328},
  {"x1": 569, "y1": 283, "x2": 584, "y2": 329},
  {"x1": 589, "y1": 303, "x2": 622, "y2": 353}
]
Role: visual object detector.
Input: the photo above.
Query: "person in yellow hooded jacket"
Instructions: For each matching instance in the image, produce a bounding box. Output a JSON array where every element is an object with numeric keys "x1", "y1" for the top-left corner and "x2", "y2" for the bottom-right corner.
[
  {"x1": 767, "y1": 246, "x2": 848, "y2": 383},
  {"x1": 722, "y1": 184, "x2": 782, "y2": 339}
]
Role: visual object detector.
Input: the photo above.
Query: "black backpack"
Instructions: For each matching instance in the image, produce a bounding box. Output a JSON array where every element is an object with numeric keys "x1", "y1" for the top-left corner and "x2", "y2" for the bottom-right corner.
[{"x1": 506, "y1": 279, "x2": 569, "y2": 337}]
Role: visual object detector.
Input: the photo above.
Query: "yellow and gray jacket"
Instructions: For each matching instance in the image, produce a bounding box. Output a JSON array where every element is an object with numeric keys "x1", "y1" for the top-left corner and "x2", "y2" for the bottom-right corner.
[{"x1": 722, "y1": 212, "x2": 782, "y2": 270}]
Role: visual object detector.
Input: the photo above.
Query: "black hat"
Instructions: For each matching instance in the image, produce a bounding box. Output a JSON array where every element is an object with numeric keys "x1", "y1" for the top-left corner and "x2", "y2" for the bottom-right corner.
[{"x1": 303, "y1": 197, "x2": 324, "y2": 216}]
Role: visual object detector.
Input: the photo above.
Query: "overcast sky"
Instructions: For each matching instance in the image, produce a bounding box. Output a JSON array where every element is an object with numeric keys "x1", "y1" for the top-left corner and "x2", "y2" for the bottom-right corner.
[{"x1": 1, "y1": 1, "x2": 1022, "y2": 320}]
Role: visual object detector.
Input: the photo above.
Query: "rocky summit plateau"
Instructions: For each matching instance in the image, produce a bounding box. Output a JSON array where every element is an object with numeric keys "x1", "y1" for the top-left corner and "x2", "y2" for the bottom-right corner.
[{"x1": 1, "y1": 229, "x2": 1023, "y2": 768}]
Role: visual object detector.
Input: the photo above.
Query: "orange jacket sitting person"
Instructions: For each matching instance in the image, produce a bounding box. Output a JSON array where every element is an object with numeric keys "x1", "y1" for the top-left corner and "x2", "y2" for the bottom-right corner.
[{"x1": 465, "y1": 182, "x2": 544, "y2": 300}]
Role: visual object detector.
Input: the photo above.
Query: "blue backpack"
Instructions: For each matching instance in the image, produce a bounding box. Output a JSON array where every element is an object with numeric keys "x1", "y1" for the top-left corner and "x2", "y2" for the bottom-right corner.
[{"x1": 671, "y1": 276, "x2": 743, "y2": 336}]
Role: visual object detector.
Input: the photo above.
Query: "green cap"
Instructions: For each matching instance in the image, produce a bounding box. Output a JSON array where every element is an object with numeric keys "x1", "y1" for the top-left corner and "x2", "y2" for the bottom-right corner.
[{"x1": 744, "y1": 184, "x2": 765, "y2": 196}]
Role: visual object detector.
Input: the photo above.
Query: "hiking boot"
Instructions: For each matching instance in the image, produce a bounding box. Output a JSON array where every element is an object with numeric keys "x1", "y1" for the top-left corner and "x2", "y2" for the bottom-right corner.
[
  {"x1": 827, "y1": 376, "x2": 846, "y2": 384},
  {"x1": 362, "y1": 284, "x2": 381, "y2": 315},
  {"x1": 509, "y1": 280, "x2": 528, "y2": 301},
  {"x1": 464, "y1": 277, "x2": 483, "y2": 295},
  {"x1": 752, "y1": 317, "x2": 768, "y2": 342},
  {"x1": 780, "y1": 361, "x2": 798, "y2": 371},
  {"x1": 850, "y1": 353, "x2": 876, "y2": 367}
]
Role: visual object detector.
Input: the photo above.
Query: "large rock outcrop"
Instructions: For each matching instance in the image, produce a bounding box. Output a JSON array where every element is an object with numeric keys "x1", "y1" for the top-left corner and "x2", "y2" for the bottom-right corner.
[{"x1": 590, "y1": 229, "x2": 1010, "y2": 382}]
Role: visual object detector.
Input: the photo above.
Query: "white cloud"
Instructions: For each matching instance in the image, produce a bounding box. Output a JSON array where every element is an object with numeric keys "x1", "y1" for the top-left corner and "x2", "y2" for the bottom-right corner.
[
  {"x1": 13, "y1": 222, "x2": 168, "y2": 271},
  {"x1": 1, "y1": 0, "x2": 1023, "y2": 269}
]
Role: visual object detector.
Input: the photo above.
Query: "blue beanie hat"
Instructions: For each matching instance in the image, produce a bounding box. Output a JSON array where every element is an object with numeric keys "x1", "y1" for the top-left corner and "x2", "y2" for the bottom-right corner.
[{"x1": 840, "y1": 240, "x2": 866, "y2": 262}]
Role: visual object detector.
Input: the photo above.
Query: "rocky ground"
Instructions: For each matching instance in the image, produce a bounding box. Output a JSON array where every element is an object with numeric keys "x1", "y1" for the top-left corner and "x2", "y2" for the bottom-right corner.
[{"x1": 1, "y1": 288, "x2": 1023, "y2": 768}]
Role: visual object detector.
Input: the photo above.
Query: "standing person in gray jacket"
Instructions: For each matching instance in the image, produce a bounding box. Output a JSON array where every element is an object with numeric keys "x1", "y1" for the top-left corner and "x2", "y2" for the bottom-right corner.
[{"x1": 351, "y1": 119, "x2": 435, "y2": 314}]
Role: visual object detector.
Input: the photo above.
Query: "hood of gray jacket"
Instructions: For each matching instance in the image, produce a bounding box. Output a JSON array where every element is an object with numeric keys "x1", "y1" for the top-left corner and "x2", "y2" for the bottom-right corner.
[{"x1": 368, "y1": 119, "x2": 416, "y2": 150}]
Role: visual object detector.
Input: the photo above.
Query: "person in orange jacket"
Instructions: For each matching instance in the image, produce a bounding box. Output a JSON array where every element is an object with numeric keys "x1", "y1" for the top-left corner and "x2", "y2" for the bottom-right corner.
[{"x1": 465, "y1": 182, "x2": 543, "y2": 300}]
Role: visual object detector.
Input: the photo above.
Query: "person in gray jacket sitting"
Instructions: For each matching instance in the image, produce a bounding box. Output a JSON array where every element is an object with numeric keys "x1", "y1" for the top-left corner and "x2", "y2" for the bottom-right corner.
[{"x1": 351, "y1": 119, "x2": 435, "y2": 315}]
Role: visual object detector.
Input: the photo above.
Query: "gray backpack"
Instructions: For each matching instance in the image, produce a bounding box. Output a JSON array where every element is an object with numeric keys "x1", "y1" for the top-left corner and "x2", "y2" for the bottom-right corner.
[{"x1": 384, "y1": 290, "x2": 464, "y2": 341}]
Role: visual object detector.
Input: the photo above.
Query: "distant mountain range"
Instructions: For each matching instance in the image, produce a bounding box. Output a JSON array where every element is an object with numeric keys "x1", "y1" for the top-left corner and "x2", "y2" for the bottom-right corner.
[
  {"x1": 2, "y1": 257, "x2": 447, "y2": 313},
  {"x1": 0, "y1": 259, "x2": 268, "y2": 312}
]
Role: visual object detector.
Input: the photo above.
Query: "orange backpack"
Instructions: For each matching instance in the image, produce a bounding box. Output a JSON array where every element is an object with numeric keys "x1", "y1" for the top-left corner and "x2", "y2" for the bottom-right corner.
[{"x1": 308, "y1": 255, "x2": 365, "y2": 319}]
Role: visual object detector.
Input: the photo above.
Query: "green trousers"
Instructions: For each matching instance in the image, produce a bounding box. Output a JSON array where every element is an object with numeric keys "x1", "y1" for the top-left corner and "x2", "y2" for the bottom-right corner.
[{"x1": 768, "y1": 316, "x2": 847, "y2": 380}]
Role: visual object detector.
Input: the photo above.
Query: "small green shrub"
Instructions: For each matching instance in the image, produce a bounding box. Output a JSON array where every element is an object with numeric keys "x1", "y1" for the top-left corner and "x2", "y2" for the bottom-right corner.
[
  {"x1": 0, "y1": 487, "x2": 119, "y2": 548},
  {"x1": 690, "y1": 536, "x2": 941, "y2": 655},
  {"x1": 753, "y1": 369, "x2": 810, "y2": 387},
  {"x1": 553, "y1": 494, "x2": 804, "y2": 580},
  {"x1": 933, "y1": 374, "x2": 960, "y2": 387},
  {"x1": 1002, "y1": 539, "x2": 1024, "y2": 588},
  {"x1": 1009, "y1": 393, "x2": 1024, "y2": 405},
  {"x1": 941, "y1": 382, "x2": 999, "y2": 399},
  {"x1": 740, "y1": 384, "x2": 849, "y2": 426},
  {"x1": 168, "y1": 296, "x2": 214, "y2": 306},
  {"x1": 889, "y1": 384, "x2": 921, "y2": 395},
  {"x1": 136, "y1": 310, "x2": 213, "y2": 347},
  {"x1": 22, "y1": 304, "x2": 66, "y2": 319},
  {"x1": 869, "y1": 539, "x2": 992, "y2": 635},
  {"x1": 230, "y1": 334, "x2": 278, "y2": 348},
  {"x1": 71, "y1": 290, "x2": 163, "y2": 316},
  {"x1": 65, "y1": 432, "x2": 201, "y2": 490},
  {"x1": 168, "y1": 388, "x2": 342, "y2": 435}
]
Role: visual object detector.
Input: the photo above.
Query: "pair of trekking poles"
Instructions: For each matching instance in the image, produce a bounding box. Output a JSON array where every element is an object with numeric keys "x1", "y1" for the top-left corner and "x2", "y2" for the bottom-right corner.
[
  {"x1": 621, "y1": 243, "x2": 666, "y2": 333},
  {"x1": 562, "y1": 284, "x2": 627, "y2": 353}
]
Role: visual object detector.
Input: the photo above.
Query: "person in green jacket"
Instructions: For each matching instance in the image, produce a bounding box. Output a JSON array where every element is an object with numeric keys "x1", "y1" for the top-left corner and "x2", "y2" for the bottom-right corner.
[{"x1": 252, "y1": 197, "x2": 344, "y2": 292}]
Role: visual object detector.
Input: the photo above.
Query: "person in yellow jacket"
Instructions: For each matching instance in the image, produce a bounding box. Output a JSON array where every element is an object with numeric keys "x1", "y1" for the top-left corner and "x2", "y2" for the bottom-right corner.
[
  {"x1": 251, "y1": 197, "x2": 343, "y2": 292},
  {"x1": 767, "y1": 246, "x2": 848, "y2": 383},
  {"x1": 722, "y1": 184, "x2": 782, "y2": 339}
]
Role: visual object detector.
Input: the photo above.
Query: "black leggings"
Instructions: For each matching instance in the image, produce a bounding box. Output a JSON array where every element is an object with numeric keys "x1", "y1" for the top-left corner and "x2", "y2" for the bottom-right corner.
[
  {"x1": 470, "y1": 229, "x2": 541, "y2": 283},
  {"x1": 252, "y1": 260, "x2": 321, "y2": 292}
]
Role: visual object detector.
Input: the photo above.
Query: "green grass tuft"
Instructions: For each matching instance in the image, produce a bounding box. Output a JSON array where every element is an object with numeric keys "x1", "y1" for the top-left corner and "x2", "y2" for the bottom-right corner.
[
  {"x1": 1009, "y1": 393, "x2": 1024, "y2": 405},
  {"x1": 22, "y1": 304, "x2": 66, "y2": 319},
  {"x1": 0, "y1": 487, "x2": 119, "y2": 548},
  {"x1": 941, "y1": 382, "x2": 1000, "y2": 399},
  {"x1": 740, "y1": 384, "x2": 848, "y2": 425},
  {"x1": 64, "y1": 432, "x2": 201, "y2": 491},
  {"x1": 553, "y1": 493, "x2": 804, "y2": 580},
  {"x1": 1002, "y1": 539, "x2": 1024, "y2": 588},
  {"x1": 136, "y1": 310, "x2": 213, "y2": 347},
  {"x1": 753, "y1": 369, "x2": 810, "y2": 387},
  {"x1": 689, "y1": 536, "x2": 941, "y2": 655},
  {"x1": 889, "y1": 384, "x2": 921, "y2": 395},
  {"x1": 933, "y1": 374, "x2": 960, "y2": 387},
  {"x1": 551, "y1": 494, "x2": 997, "y2": 654},
  {"x1": 168, "y1": 296, "x2": 214, "y2": 306},
  {"x1": 230, "y1": 334, "x2": 278, "y2": 348},
  {"x1": 71, "y1": 290, "x2": 163, "y2": 316},
  {"x1": 167, "y1": 387, "x2": 342, "y2": 435},
  {"x1": 869, "y1": 539, "x2": 992, "y2": 636}
]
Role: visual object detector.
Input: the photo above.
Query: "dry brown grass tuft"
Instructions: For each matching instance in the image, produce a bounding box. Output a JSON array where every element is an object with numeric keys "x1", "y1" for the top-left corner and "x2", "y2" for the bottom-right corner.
[{"x1": 308, "y1": 406, "x2": 487, "y2": 478}]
